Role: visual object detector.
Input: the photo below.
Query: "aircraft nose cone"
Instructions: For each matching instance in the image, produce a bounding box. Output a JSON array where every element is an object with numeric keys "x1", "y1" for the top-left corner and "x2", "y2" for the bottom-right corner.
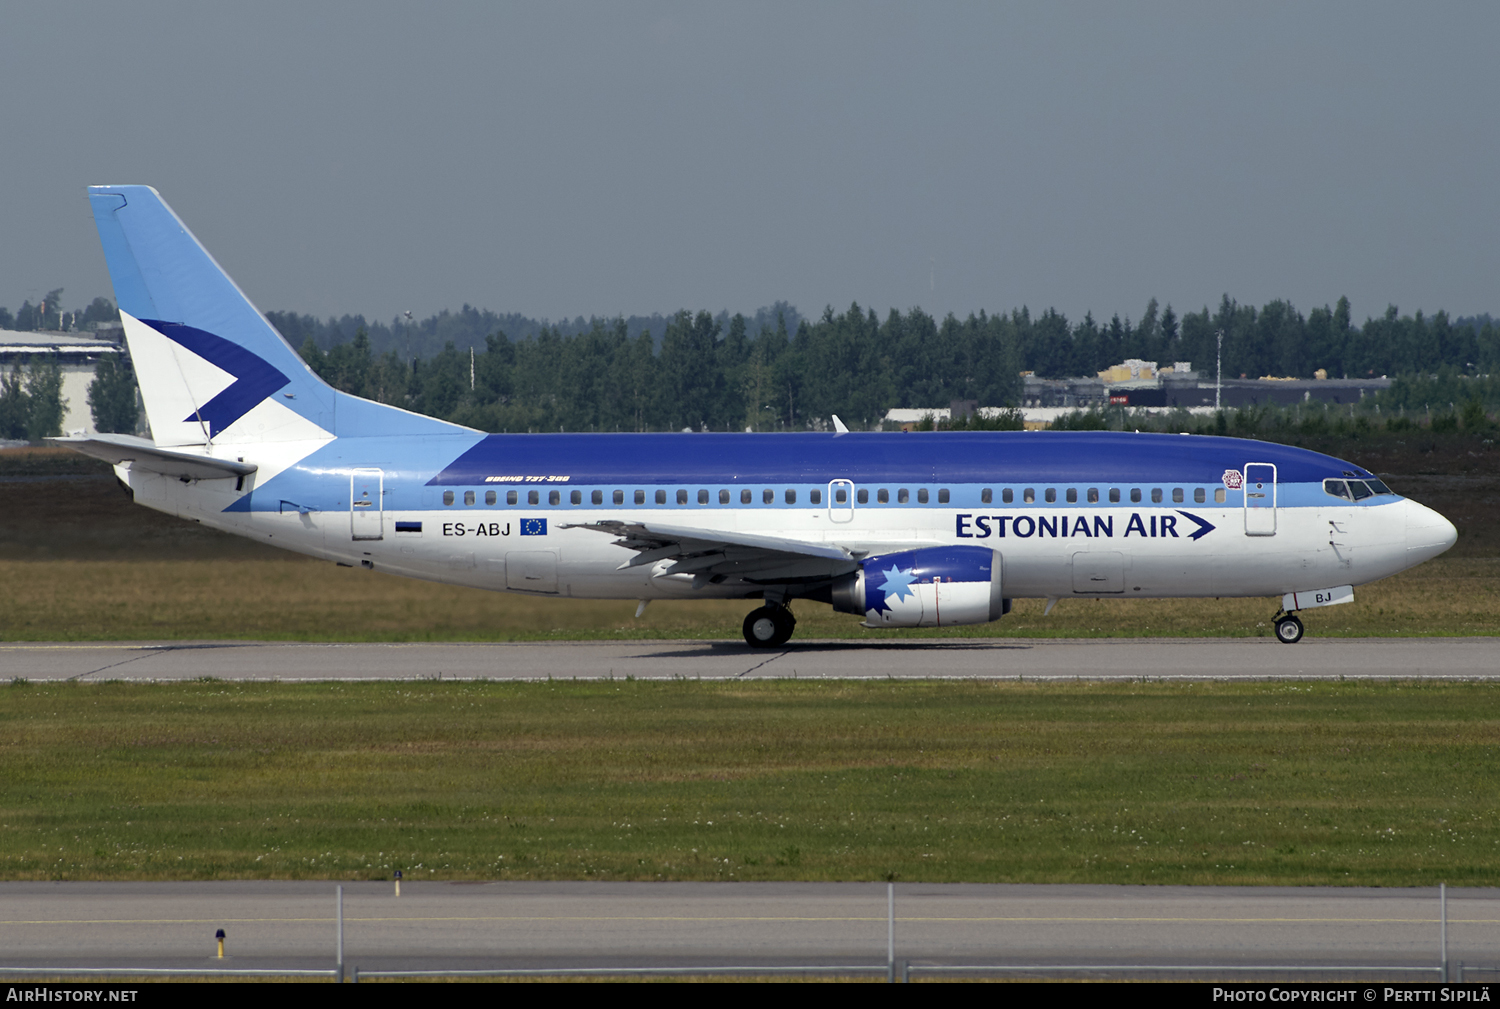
[{"x1": 1405, "y1": 499, "x2": 1458, "y2": 562}]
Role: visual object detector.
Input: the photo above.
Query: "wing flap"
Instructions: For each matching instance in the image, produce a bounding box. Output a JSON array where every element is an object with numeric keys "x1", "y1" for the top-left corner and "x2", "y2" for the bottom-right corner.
[{"x1": 562, "y1": 519, "x2": 858, "y2": 588}]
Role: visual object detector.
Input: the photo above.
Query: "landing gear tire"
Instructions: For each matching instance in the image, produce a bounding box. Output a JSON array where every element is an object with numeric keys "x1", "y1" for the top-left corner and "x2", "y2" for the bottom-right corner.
[
  {"x1": 743, "y1": 605, "x2": 795, "y2": 648},
  {"x1": 1275, "y1": 614, "x2": 1304, "y2": 644}
]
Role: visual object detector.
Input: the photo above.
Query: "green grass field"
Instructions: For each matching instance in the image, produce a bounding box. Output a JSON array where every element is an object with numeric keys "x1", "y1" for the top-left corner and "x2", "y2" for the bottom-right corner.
[{"x1": 3, "y1": 679, "x2": 1499, "y2": 886}]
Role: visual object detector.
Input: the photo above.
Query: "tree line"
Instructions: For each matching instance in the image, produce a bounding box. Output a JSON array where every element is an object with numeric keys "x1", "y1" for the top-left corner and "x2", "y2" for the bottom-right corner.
[
  {"x1": 292, "y1": 299, "x2": 1500, "y2": 433},
  {"x1": 5, "y1": 287, "x2": 1500, "y2": 438}
]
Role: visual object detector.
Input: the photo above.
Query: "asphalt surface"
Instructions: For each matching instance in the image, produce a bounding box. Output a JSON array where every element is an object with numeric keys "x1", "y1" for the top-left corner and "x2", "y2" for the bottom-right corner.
[
  {"x1": 0, "y1": 882, "x2": 1485, "y2": 978},
  {"x1": 0, "y1": 637, "x2": 1494, "y2": 682}
]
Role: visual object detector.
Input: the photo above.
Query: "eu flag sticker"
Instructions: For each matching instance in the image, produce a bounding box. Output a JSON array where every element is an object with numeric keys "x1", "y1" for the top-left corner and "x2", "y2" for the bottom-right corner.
[{"x1": 520, "y1": 517, "x2": 547, "y2": 536}]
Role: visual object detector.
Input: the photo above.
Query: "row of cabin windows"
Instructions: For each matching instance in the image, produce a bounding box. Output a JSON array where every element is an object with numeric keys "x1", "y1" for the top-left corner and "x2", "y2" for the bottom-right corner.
[
  {"x1": 441, "y1": 487, "x2": 944, "y2": 506},
  {"x1": 979, "y1": 486, "x2": 1226, "y2": 505},
  {"x1": 441, "y1": 485, "x2": 1226, "y2": 506}
]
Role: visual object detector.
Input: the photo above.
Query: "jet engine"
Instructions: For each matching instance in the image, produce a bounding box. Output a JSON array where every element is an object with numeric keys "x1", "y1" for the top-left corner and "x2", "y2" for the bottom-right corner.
[{"x1": 831, "y1": 546, "x2": 1008, "y2": 628}]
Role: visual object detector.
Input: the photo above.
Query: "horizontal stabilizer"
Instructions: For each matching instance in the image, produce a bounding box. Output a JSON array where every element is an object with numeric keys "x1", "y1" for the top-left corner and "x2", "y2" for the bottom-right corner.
[{"x1": 49, "y1": 434, "x2": 256, "y2": 481}]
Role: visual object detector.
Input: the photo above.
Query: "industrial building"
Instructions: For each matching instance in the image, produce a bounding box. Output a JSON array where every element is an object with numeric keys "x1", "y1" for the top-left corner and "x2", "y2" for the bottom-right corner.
[{"x1": 0, "y1": 323, "x2": 125, "y2": 438}]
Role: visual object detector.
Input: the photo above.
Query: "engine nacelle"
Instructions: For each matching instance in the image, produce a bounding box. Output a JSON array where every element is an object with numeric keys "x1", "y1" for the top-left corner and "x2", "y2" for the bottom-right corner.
[{"x1": 831, "y1": 546, "x2": 1007, "y2": 628}]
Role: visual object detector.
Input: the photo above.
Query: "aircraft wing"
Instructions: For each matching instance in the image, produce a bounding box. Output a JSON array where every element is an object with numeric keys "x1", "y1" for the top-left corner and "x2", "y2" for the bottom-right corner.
[
  {"x1": 49, "y1": 434, "x2": 257, "y2": 481},
  {"x1": 563, "y1": 519, "x2": 860, "y2": 588}
]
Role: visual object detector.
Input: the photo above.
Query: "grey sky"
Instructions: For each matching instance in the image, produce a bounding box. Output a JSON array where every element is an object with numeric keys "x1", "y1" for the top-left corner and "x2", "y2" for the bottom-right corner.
[{"x1": 2, "y1": 2, "x2": 1495, "y2": 330}]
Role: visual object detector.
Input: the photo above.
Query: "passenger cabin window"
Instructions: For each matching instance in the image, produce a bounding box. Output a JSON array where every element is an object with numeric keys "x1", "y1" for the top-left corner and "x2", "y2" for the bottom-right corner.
[
  {"x1": 677, "y1": 490, "x2": 689, "y2": 504},
  {"x1": 614, "y1": 490, "x2": 624, "y2": 504},
  {"x1": 698, "y1": 489, "x2": 709, "y2": 504},
  {"x1": 857, "y1": 489, "x2": 869, "y2": 504},
  {"x1": 656, "y1": 490, "x2": 667, "y2": 504},
  {"x1": 549, "y1": 490, "x2": 561, "y2": 505},
  {"x1": 1044, "y1": 488, "x2": 1056, "y2": 503},
  {"x1": 937, "y1": 489, "x2": 949, "y2": 504},
  {"x1": 1109, "y1": 488, "x2": 1120, "y2": 503},
  {"x1": 764, "y1": 489, "x2": 775, "y2": 504},
  {"x1": 1194, "y1": 488, "x2": 1206, "y2": 504},
  {"x1": 897, "y1": 489, "x2": 909, "y2": 504},
  {"x1": 443, "y1": 491, "x2": 455, "y2": 506},
  {"x1": 1130, "y1": 488, "x2": 1141, "y2": 503},
  {"x1": 720, "y1": 489, "x2": 731, "y2": 504},
  {"x1": 917, "y1": 489, "x2": 929, "y2": 504},
  {"x1": 485, "y1": 490, "x2": 497, "y2": 505},
  {"x1": 1002, "y1": 488, "x2": 1014, "y2": 504},
  {"x1": 878, "y1": 488, "x2": 890, "y2": 503},
  {"x1": 592, "y1": 490, "x2": 604, "y2": 505},
  {"x1": 1172, "y1": 488, "x2": 1184, "y2": 503},
  {"x1": 810, "y1": 489, "x2": 822, "y2": 505},
  {"x1": 981, "y1": 488, "x2": 993, "y2": 504},
  {"x1": 1151, "y1": 488, "x2": 1163, "y2": 504},
  {"x1": 570, "y1": 490, "x2": 582, "y2": 505},
  {"x1": 1215, "y1": 488, "x2": 1226, "y2": 503},
  {"x1": 529, "y1": 490, "x2": 540, "y2": 505},
  {"x1": 1066, "y1": 488, "x2": 1077, "y2": 503},
  {"x1": 742, "y1": 489, "x2": 752, "y2": 504},
  {"x1": 634, "y1": 490, "x2": 645, "y2": 504},
  {"x1": 835, "y1": 487, "x2": 848, "y2": 504},
  {"x1": 1023, "y1": 488, "x2": 1035, "y2": 503},
  {"x1": 464, "y1": 490, "x2": 476, "y2": 505},
  {"x1": 507, "y1": 491, "x2": 518, "y2": 505},
  {"x1": 785, "y1": 489, "x2": 797, "y2": 504},
  {"x1": 1087, "y1": 488, "x2": 1098, "y2": 503}
]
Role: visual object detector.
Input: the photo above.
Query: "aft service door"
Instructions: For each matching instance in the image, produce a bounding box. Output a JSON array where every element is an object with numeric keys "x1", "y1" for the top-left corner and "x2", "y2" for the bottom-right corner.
[
  {"x1": 350, "y1": 468, "x2": 384, "y2": 540},
  {"x1": 1243, "y1": 462, "x2": 1277, "y2": 536},
  {"x1": 828, "y1": 480, "x2": 855, "y2": 523}
]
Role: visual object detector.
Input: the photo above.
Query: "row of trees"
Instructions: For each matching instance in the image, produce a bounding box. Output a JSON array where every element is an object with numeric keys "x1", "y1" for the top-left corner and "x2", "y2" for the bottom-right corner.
[
  {"x1": 7, "y1": 288, "x2": 1498, "y2": 437},
  {"x1": 0, "y1": 290, "x2": 118, "y2": 333},
  {"x1": 296, "y1": 306, "x2": 1031, "y2": 432},
  {"x1": 293, "y1": 299, "x2": 1500, "y2": 433}
]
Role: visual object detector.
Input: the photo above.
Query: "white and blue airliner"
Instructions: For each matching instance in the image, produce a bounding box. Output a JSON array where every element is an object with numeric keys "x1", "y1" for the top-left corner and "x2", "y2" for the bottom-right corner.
[{"x1": 59, "y1": 186, "x2": 1458, "y2": 647}]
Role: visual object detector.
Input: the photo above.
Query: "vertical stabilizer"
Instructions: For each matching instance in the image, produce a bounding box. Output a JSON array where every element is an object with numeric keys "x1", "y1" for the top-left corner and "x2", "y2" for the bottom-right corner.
[{"x1": 88, "y1": 186, "x2": 336, "y2": 446}]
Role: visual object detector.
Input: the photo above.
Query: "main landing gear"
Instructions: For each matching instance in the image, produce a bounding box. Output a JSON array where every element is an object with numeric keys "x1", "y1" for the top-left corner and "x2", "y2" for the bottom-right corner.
[
  {"x1": 1273, "y1": 611, "x2": 1305, "y2": 644},
  {"x1": 743, "y1": 604, "x2": 796, "y2": 648}
]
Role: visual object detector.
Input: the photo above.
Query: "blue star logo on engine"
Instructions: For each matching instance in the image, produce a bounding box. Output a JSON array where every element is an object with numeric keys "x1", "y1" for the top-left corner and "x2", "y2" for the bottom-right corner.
[
  {"x1": 520, "y1": 518, "x2": 547, "y2": 536},
  {"x1": 866, "y1": 564, "x2": 918, "y2": 614}
]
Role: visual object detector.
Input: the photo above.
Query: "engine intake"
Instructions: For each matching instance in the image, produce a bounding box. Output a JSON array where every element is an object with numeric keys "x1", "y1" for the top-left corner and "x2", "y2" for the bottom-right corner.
[{"x1": 832, "y1": 546, "x2": 1007, "y2": 628}]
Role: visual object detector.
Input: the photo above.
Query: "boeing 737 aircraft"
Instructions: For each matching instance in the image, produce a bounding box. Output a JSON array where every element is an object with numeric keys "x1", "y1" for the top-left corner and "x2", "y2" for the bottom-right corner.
[{"x1": 58, "y1": 186, "x2": 1457, "y2": 647}]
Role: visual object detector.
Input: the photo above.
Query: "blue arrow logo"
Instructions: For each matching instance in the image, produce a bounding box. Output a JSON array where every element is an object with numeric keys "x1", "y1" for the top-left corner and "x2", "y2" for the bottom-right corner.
[
  {"x1": 1175, "y1": 510, "x2": 1217, "y2": 541},
  {"x1": 144, "y1": 319, "x2": 290, "y2": 437}
]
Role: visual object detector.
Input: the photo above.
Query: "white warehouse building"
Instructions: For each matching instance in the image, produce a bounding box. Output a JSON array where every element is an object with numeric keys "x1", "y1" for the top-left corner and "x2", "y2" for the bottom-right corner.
[{"x1": 0, "y1": 325, "x2": 125, "y2": 437}]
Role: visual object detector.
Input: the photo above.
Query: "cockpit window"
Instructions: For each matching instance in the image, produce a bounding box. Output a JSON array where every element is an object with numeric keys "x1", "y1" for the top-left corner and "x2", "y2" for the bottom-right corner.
[
  {"x1": 1348, "y1": 480, "x2": 1373, "y2": 501},
  {"x1": 1366, "y1": 478, "x2": 1393, "y2": 495},
  {"x1": 1324, "y1": 479, "x2": 1351, "y2": 500}
]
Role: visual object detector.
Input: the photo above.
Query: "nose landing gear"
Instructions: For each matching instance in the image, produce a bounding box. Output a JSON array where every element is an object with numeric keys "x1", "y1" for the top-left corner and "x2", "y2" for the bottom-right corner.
[
  {"x1": 1273, "y1": 611, "x2": 1304, "y2": 644},
  {"x1": 743, "y1": 604, "x2": 796, "y2": 648}
]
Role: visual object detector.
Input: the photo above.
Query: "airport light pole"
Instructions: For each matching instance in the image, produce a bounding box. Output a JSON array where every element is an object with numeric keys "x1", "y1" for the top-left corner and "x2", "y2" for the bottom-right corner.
[{"x1": 1215, "y1": 329, "x2": 1224, "y2": 413}]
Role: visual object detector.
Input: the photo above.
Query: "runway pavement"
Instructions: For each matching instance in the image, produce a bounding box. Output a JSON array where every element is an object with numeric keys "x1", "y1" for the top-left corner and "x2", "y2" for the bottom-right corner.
[
  {"x1": 0, "y1": 637, "x2": 1494, "y2": 682},
  {"x1": 0, "y1": 882, "x2": 1483, "y2": 977}
]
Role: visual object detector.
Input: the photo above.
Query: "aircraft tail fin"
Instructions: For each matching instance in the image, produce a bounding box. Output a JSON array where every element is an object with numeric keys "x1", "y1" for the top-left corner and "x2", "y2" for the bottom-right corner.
[{"x1": 87, "y1": 186, "x2": 464, "y2": 446}]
